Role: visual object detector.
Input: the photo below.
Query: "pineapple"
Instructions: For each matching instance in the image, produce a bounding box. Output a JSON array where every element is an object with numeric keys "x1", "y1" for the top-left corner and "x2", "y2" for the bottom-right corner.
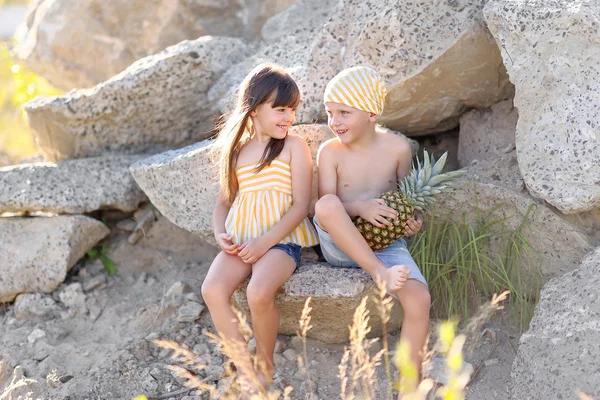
[{"x1": 353, "y1": 150, "x2": 465, "y2": 251}]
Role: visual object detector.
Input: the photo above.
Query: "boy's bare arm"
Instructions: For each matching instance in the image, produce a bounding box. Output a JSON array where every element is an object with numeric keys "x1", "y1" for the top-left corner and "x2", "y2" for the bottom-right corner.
[
  {"x1": 317, "y1": 142, "x2": 364, "y2": 216},
  {"x1": 395, "y1": 137, "x2": 413, "y2": 181}
]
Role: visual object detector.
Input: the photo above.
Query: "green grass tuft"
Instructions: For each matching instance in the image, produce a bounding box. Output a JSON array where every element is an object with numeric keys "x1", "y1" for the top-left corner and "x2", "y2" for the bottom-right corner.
[{"x1": 410, "y1": 205, "x2": 542, "y2": 330}]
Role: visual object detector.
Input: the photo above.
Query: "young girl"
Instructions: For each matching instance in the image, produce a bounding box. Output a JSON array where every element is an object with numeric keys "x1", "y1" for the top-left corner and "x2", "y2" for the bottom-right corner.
[{"x1": 201, "y1": 63, "x2": 319, "y2": 384}]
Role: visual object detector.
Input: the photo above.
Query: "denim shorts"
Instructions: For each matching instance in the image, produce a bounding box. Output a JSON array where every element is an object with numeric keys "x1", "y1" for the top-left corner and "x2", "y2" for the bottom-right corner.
[
  {"x1": 271, "y1": 243, "x2": 302, "y2": 268},
  {"x1": 313, "y1": 216, "x2": 427, "y2": 287}
]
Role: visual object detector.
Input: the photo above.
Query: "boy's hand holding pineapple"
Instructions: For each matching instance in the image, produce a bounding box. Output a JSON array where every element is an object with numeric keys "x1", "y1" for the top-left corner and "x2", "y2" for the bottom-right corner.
[{"x1": 353, "y1": 150, "x2": 465, "y2": 251}]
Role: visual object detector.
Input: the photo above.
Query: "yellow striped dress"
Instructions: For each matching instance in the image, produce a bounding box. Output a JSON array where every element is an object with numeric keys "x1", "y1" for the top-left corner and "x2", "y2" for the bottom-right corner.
[{"x1": 225, "y1": 159, "x2": 319, "y2": 247}]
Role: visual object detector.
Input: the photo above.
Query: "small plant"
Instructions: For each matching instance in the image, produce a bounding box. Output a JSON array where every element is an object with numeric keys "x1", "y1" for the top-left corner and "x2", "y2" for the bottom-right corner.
[
  {"x1": 87, "y1": 240, "x2": 116, "y2": 276},
  {"x1": 409, "y1": 205, "x2": 541, "y2": 329}
]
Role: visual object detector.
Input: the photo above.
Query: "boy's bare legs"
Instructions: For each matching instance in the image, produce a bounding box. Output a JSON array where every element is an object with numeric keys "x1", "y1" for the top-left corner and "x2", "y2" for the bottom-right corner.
[
  {"x1": 315, "y1": 194, "x2": 409, "y2": 290},
  {"x1": 247, "y1": 249, "x2": 296, "y2": 381},
  {"x1": 392, "y1": 280, "x2": 431, "y2": 400}
]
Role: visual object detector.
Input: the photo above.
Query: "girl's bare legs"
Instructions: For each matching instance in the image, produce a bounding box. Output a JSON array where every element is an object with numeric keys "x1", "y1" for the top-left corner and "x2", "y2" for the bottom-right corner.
[
  {"x1": 392, "y1": 280, "x2": 431, "y2": 400},
  {"x1": 201, "y1": 251, "x2": 252, "y2": 348},
  {"x1": 246, "y1": 249, "x2": 296, "y2": 380}
]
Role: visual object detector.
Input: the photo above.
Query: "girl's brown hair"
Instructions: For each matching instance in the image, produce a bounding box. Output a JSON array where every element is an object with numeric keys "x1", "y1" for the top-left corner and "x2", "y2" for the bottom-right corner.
[{"x1": 213, "y1": 63, "x2": 300, "y2": 204}]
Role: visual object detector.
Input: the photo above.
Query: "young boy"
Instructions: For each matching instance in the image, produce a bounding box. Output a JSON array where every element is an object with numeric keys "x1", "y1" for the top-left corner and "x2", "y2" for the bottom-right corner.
[{"x1": 313, "y1": 67, "x2": 431, "y2": 386}]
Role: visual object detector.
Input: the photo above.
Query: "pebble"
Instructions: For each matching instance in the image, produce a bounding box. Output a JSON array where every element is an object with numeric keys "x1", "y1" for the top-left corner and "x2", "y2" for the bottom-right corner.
[
  {"x1": 274, "y1": 340, "x2": 285, "y2": 354},
  {"x1": 248, "y1": 337, "x2": 257, "y2": 354},
  {"x1": 27, "y1": 328, "x2": 46, "y2": 344},
  {"x1": 116, "y1": 218, "x2": 137, "y2": 232},
  {"x1": 177, "y1": 302, "x2": 205, "y2": 323},
  {"x1": 185, "y1": 292, "x2": 202, "y2": 303},
  {"x1": 290, "y1": 336, "x2": 303, "y2": 347},
  {"x1": 166, "y1": 281, "x2": 190, "y2": 298},
  {"x1": 192, "y1": 343, "x2": 211, "y2": 356},
  {"x1": 484, "y1": 358, "x2": 499, "y2": 366},
  {"x1": 273, "y1": 354, "x2": 287, "y2": 367},
  {"x1": 82, "y1": 275, "x2": 106, "y2": 292},
  {"x1": 282, "y1": 348, "x2": 297, "y2": 362}
]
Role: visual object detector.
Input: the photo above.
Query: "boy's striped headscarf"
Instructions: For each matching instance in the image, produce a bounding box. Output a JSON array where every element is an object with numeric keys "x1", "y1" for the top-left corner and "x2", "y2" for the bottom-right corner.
[{"x1": 323, "y1": 66, "x2": 387, "y2": 116}]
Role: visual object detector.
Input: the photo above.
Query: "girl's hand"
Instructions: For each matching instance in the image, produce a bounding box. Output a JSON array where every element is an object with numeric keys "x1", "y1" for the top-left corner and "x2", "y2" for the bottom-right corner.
[
  {"x1": 237, "y1": 237, "x2": 269, "y2": 264},
  {"x1": 403, "y1": 216, "x2": 423, "y2": 237},
  {"x1": 216, "y1": 233, "x2": 240, "y2": 255},
  {"x1": 358, "y1": 199, "x2": 398, "y2": 228}
]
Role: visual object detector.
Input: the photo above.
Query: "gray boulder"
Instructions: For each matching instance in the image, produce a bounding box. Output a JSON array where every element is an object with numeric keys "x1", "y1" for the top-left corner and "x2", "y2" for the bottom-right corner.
[
  {"x1": 0, "y1": 155, "x2": 146, "y2": 214},
  {"x1": 300, "y1": 0, "x2": 514, "y2": 134},
  {"x1": 511, "y1": 247, "x2": 600, "y2": 399},
  {"x1": 234, "y1": 261, "x2": 402, "y2": 343},
  {"x1": 484, "y1": 0, "x2": 600, "y2": 214},
  {"x1": 17, "y1": 0, "x2": 271, "y2": 90},
  {"x1": 0, "y1": 215, "x2": 109, "y2": 303},
  {"x1": 25, "y1": 36, "x2": 250, "y2": 162},
  {"x1": 438, "y1": 99, "x2": 594, "y2": 284}
]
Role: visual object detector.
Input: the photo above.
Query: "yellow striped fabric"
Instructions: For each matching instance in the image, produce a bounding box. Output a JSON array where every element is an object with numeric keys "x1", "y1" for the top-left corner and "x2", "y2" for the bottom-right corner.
[
  {"x1": 323, "y1": 66, "x2": 387, "y2": 115},
  {"x1": 225, "y1": 159, "x2": 319, "y2": 247}
]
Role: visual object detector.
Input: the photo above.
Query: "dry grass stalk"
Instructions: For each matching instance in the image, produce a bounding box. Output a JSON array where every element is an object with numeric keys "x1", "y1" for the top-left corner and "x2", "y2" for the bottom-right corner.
[
  {"x1": 374, "y1": 278, "x2": 394, "y2": 400},
  {"x1": 339, "y1": 296, "x2": 384, "y2": 400},
  {"x1": 296, "y1": 297, "x2": 315, "y2": 398},
  {"x1": 0, "y1": 365, "x2": 37, "y2": 400},
  {"x1": 155, "y1": 304, "x2": 293, "y2": 400},
  {"x1": 462, "y1": 290, "x2": 509, "y2": 353}
]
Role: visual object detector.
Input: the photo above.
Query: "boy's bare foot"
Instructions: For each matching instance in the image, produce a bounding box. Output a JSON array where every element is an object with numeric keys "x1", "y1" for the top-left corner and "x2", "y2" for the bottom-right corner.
[{"x1": 382, "y1": 265, "x2": 410, "y2": 293}]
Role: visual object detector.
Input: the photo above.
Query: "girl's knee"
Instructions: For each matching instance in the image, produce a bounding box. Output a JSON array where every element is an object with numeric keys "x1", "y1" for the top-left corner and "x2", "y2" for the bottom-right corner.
[
  {"x1": 201, "y1": 280, "x2": 228, "y2": 306},
  {"x1": 315, "y1": 194, "x2": 342, "y2": 218},
  {"x1": 246, "y1": 284, "x2": 276, "y2": 312}
]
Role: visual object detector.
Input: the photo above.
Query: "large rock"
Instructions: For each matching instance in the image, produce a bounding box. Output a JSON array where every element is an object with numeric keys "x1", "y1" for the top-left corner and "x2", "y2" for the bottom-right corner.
[
  {"x1": 17, "y1": 0, "x2": 268, "y2": 90},
  {"x1": 298, "y1": 0, "x2": 514, "y2": 134},
  {"x1": 510, "y1": 247, "x2": 600, "y2": 399},
  {"x1": 130, "y1": 124, "x2": 335, "y2": 245},
  {"x1": 233, "y1": 261, "x2": 402, "y2": 343},
  {"x1": 0, "y1": 215, "x2": 109, "y2": 303},
  {"x1": 208, "y1": 0, "x2": 340, "y2": 120},
  {"x1": 0, "y1": 155, "x2": 146, "y2": 214},
  {"x1": 25, "y1": 36, "x2": 250, "y2": 162},
  {"x1": 484, "y1": 1, "x2": 600, "y2": 214},
  {"x1": 438, "y1": 99, "x2": 593, "y2": 284}
]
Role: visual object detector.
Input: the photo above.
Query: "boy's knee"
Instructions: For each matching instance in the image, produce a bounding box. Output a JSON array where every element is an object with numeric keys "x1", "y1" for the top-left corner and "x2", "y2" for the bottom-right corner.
[
  {"x1": 400, "y1": 284, "x2": 431, "y2": 317},
  {"x1": 315, "y1": 194, "x2": 342, "y2": 218}
]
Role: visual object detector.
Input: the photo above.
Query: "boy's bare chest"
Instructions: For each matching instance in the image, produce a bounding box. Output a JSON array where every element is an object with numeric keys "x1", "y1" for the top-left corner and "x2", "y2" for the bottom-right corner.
[{"x1": 336, "y1": 155, "x2": 398, "y2": 201}]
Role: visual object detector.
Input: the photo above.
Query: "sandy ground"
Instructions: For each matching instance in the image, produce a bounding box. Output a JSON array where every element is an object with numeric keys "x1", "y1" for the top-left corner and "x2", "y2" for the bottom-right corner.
[{"x1": 0, "y1": 213, "x2": 521, "y2": 400}]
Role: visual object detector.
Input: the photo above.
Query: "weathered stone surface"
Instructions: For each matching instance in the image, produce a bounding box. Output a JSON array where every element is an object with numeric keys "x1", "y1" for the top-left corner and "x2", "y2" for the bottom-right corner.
[
  {"x1": 14, "y1": 293, "x2": 61, "y2": 320},
  {"x1": 459, "y1": 99, "x2": 518, "y2": 168},
  {"x1": 130, "y1": 124, "x2": 334, "y2": 245},
  {"x1": 233, "y1": 261, "x2": 402, "y2": 343},
  {"x1": 511, "y1": 247, "x2": 600, "y2": 399},
  {"x1": 25, "y1": 37, "x2": 250, "y2": 162},
  {"x1": 0, "y1": 155, "x2": 146, "y2": 214},
  {"x1": 244, "y1": 0, "x2": 296, "y2": 39},
  {"x1": 484, "y1": 1, "x2": 600, "y2": 214},
  {"x1": 458, "y1": 100, "x2": 524, "y2": 192},
  {"x1": 260, "y1": 0, "x2": 334, "y2": 43},
  {"x1": 299, "y1": 0, "x2": 514, "y2": 134},
  {"x1": 208, "y1": 0, "x2": 339, "y2": 120},
  {"x1": 438, "y1": 98, "x2": 594, "y2": 283},
  {"x1": 17, "y1": 0, "x2": 257, "y2": 90},
  {"x1": 0, "y1": 215, "x2": 109, "y2": 303}
]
